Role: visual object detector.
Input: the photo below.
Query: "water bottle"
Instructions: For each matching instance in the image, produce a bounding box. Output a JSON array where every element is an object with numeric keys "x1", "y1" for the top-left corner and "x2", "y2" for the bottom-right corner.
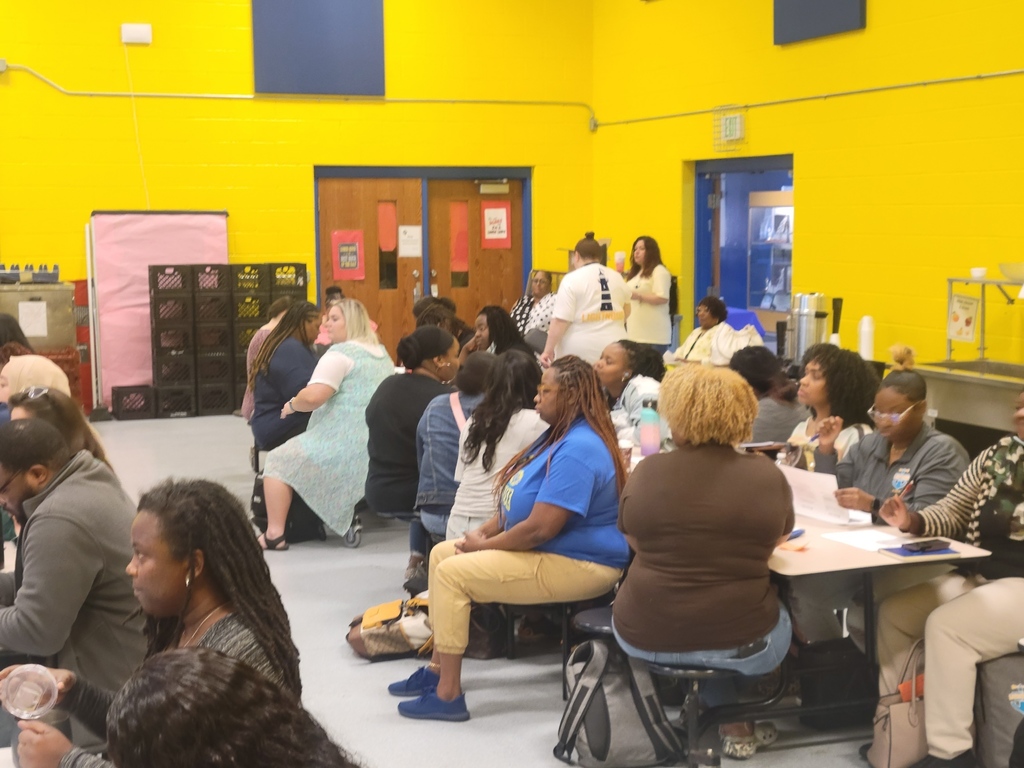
[{"x1": 639, "y1": 397, "x2": 660, "y2": 457}]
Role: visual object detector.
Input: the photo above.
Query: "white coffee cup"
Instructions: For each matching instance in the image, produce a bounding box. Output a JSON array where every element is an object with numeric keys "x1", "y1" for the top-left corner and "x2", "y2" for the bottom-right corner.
[{"x1": 970, "y1": 267, "x2": 987, "y2": 279}]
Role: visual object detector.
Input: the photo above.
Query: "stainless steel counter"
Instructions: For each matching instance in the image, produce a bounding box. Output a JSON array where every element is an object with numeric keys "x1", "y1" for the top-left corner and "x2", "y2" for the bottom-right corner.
[{"x1": 919, "y1": 361, "x2": 1023, "y2": 431}]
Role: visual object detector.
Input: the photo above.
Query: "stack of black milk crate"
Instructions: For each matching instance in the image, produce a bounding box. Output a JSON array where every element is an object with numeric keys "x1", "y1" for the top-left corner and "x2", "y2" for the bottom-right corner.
[{"x1": 146, "y1": 263, "x2": 307, "y2": 418}]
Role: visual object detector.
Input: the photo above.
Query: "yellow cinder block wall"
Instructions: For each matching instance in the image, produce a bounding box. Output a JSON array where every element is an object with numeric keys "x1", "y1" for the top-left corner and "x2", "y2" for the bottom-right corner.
[
  {"x1": 3, "y1": 1, "x2": 1024, "y2": 364},
  {"x1": 0, "y1": 1, "x2": 595, "y2": 286},
  {"x1": 592, "y1": 0, "x2": 1024, "y2": 363}
]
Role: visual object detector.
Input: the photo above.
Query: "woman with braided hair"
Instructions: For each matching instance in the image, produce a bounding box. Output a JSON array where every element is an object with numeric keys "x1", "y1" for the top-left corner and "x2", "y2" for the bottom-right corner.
[
  {"x1": 6, "y1": 479, "x2": 301, "y2": 768},
  {"x1": 388, "y1": 355, "x2": 629, "y2": 722}
]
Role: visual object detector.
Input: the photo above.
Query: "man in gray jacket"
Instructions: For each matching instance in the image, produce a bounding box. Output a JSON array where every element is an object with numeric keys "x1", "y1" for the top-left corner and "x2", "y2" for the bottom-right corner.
[{"x1": 0, "y1": 419, "x2": 145, "y2": 749}]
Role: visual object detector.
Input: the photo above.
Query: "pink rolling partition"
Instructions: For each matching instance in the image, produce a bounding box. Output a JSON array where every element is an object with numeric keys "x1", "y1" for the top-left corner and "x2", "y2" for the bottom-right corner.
[{"x1": 90, "y1": 211, "x2": 228, "y2": 407}]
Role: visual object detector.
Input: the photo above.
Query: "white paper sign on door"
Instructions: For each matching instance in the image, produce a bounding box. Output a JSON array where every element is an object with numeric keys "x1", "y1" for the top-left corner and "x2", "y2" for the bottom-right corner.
[{"x1": 398, "y1": 226, "x2": 422, "y2": 258}]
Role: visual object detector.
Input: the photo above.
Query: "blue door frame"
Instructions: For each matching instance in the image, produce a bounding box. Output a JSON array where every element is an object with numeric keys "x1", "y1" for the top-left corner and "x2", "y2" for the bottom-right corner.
[
  {"x1": 692, "y1": 155, "x2": 794, "y2": 314},
  {"x1": 313, "y1": 166, "x2": 533, "y2": 298}
]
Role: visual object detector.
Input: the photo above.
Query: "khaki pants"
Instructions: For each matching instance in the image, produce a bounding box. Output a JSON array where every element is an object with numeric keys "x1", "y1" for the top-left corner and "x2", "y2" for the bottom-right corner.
[
  {"x1": 877, "y1": 575, "x2": 1024, "y2": 759},
  {"x1": 428, "y1": 539, "x2": 622, "y2": 655}
]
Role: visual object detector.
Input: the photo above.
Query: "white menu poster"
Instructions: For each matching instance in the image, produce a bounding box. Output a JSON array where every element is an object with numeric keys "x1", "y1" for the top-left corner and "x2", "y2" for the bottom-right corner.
[{"x1": 947, "y1": 294, "x2": 979, "y2": 343}]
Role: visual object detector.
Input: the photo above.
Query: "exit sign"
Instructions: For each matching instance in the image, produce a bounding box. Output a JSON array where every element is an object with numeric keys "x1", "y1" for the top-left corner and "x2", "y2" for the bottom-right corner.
[{"x1": 721, "y1": 113, "x2": 745, "y2": 142}]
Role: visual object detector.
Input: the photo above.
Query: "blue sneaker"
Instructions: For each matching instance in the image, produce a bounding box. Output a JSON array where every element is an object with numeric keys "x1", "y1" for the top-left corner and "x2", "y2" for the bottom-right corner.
[
  {"x1": 388, "y1": 666, "x2": 440, "y2": 697},
  {"x1": 397, "y1": 688, "x2": 470, "y2": 722}
]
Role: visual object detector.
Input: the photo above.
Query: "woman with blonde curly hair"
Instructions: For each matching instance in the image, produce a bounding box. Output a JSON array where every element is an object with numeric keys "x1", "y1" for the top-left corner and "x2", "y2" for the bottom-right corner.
[{"x1": 613, "y1": 365, "x2": 794, "y2": 759}]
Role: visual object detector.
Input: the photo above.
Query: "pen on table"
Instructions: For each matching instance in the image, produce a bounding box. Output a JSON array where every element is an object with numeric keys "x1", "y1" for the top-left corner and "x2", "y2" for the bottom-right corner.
[{"x1": 787, "y1": 529, "x2": 805, "y2": 541}]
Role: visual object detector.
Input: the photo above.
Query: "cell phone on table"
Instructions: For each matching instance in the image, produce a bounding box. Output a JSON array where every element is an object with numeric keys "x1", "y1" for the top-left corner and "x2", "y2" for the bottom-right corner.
[{"x1": 902, "y1": 539, "x2": 948, "y2": 553}]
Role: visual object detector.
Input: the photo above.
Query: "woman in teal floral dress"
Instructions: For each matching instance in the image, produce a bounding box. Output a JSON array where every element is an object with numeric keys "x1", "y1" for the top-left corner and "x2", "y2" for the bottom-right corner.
[{"x1": 259, "y1": 299, "x2": 394, "y2": 550}]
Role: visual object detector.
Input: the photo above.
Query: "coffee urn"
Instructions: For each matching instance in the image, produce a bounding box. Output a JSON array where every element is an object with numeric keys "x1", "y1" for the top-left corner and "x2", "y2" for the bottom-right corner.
[{"x1": 785, "y1": 293, "x2": 829, "y2": 361}]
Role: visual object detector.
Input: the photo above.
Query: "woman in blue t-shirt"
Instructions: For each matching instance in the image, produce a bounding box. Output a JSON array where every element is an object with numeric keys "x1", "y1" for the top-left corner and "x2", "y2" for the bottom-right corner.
[{"x1": 387, "y1": 355, "x2": 629, "y2": 722}]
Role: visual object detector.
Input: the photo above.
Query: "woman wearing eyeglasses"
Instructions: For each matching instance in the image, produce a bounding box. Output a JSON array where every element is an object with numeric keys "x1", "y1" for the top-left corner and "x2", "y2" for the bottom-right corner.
[
  {"x1": 868, "y1": 388, "x2": 1024, "y2": 768},
  {"x1": 387, "y1": 356, "x2": 628, "y2": 722},
  {"x1": 787, "y1": 360, "x2": 970, "y2": 644},
  {"x1": 831, "y1": 366, "x2": 968, "y2": 515}
]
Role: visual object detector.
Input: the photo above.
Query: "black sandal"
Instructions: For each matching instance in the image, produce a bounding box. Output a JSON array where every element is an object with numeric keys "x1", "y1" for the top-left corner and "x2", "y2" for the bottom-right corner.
[{"x1": 258, "y1": 532, "x2": 289, "y2": 551}]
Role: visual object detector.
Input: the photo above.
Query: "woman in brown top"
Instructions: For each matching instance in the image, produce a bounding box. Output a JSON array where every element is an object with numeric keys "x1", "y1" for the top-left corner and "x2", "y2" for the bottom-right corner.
[{"x1": 613, "y1": 365, "x2": 794, "y2": 760}]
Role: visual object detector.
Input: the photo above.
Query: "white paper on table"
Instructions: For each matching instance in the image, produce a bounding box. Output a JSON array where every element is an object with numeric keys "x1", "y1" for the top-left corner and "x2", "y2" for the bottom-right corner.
[
  {"x1": 822, "y1": 529, "x2": 906, "y2": 552},
  {"x1": 777, "y1": 464, "x2": 850, "y2": 524},
  {"x1": 18, "y1": 301, "x2": 48, "y2": 338}
]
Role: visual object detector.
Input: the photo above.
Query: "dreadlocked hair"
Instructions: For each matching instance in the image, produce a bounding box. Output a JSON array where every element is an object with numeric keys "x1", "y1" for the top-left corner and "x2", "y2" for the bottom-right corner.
[
  {"x1": 464, "y1": 350, "x2": 542, "y2": 472},
  {"x1": 476, "y1": 306, "x2": 527, "y2": 354},
  {"x1": 136, "y1": 479, "x2": 302, "y2": 697},
  {"x1": 802, "y1": 343, "x2": 880, "y2": 427},
  {"x1": 248, "y1": 301, "x2": 319, "y2": 390},
  {"x1": 616, "y1": 340, "x2": 666, "y2": 382},
  {"x1": 498, "y1": 355, "x2": 626, "y2": 495}
]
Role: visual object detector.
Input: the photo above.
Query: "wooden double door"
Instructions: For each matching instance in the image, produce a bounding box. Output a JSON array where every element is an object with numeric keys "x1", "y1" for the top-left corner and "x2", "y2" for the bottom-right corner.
[{"x1": 317, "y1": 177, "x2": 524, "y2": 358}]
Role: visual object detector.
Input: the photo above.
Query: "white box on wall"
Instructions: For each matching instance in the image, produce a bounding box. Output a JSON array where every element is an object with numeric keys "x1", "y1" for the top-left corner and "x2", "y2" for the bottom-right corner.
[{"x1": 121, "y1": 23, "x2": 152, "y2": 45}]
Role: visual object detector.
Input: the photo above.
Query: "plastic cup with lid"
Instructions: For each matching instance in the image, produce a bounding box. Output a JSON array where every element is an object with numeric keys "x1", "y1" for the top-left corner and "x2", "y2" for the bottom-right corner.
[{"x1": 2, "y1": 664, "x2": 59, "y2": 720}]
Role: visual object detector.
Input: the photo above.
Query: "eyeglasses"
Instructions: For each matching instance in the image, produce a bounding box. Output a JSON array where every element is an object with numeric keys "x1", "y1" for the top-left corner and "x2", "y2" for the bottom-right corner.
[
  {"x1": 0, "y1": 470, "x2": 22, "y2": 497},
  {"x1": 23, "y1": 387, "x2": 50, "y2": 399},
  {"x1": 536, "y1": 385, "x2": 559, "y2": 397},
  {"x1": 867, "y1": 402, "x2": 924, "y2": 425}
]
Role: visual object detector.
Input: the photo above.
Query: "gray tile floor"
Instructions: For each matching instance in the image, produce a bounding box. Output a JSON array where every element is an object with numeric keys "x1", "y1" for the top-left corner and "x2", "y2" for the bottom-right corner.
[{"x1": 94, "y1": 415, "x2": 870, "y2": 767}]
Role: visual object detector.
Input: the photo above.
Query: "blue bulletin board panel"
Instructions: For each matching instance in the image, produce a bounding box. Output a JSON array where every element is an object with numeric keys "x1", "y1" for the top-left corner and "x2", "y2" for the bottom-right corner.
[
  {"x1": 252, "y1": 0, "x2": 385, "y2": 96},
  {"x1": 774, "y1": 0, "x2": 866, "y2": 45}
]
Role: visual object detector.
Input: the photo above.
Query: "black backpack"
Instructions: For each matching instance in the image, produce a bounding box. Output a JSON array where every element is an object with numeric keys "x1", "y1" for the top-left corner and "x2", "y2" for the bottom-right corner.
[
  {"x1": 250, "y1": 472, "x2": 326, "y2": 544},
  {"x1": 555, "y1": 640, "x2": 682, "y2": 768}
]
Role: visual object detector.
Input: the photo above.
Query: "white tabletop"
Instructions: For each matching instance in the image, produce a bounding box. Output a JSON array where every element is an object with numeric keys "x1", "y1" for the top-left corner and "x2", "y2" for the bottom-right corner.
[{"x1": 769, "y1": 514, "x2": 990, "y2": 577}]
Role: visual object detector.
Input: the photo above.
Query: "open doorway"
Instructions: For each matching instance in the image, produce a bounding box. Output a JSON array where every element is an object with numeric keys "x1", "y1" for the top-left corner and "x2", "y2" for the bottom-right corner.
[{"x1": 693, "y1": 155, "x2": 793, "y2": 349}]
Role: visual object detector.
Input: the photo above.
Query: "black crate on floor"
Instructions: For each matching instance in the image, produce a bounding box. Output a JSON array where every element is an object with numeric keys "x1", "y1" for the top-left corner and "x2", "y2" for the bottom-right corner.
[
  {"x1": 195, "y1": 324, "x2": 232, "y2": 354},
  {"x1": 197, "y1": 352, "x2": 233, "y2": 382},
  {"x1": 151, "y1": 294, "x2": 194, "y2": 326},
  {"x1": 111, "y1": 385, "x2": 157, "y2": 420},
  {"x1": 157, "y1": 386, "x2": 196, "y2": 418},
  {"x1": 234, "y1": 322, "x2": 262, "y2": 355},
  {"x1": 231, "y1": 264, "x2": 269, "y2": 294},
  {"x1": 198, "y1": 383, "x2": 234, "y2": 416},
  {"x1": 234, "y1": 293, "x2": 268, "y2": 322},
  {"x1": 149, "y1": 265, "x2": 193, "y2": 296},
  {"x1": 151, "y1": 325, "x2": 194, "y2": 356},
  {"x1": 235, "y1": 353, "x2": 249, "y2": 384},
  {"x1": 153, "y1": 354, "x2": 196, "y2": 387},
  {"x1": 195, "y1": 294, "x2": 232, "y2": 324},
  {"x1": 193, "y1": 264, "x2": 232, "y2": 294},
  {"x1": 270, "y1": 263, "x2": 308, "y2": 291}
]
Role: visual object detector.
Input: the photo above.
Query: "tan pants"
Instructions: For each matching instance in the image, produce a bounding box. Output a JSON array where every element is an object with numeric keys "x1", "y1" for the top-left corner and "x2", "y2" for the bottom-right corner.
[
  {"x1": 877, "y1": 575, "x2": 1024, "y2": 759},
  {"x1": 428, "y1": 539, "x2": 622, "y2": 655}
]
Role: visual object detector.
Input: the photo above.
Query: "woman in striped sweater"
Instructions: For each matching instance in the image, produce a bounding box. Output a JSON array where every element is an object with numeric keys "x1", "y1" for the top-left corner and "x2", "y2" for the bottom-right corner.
[{"x1": 871, "y1": 388, "x2": 1024, "y2": 768}]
